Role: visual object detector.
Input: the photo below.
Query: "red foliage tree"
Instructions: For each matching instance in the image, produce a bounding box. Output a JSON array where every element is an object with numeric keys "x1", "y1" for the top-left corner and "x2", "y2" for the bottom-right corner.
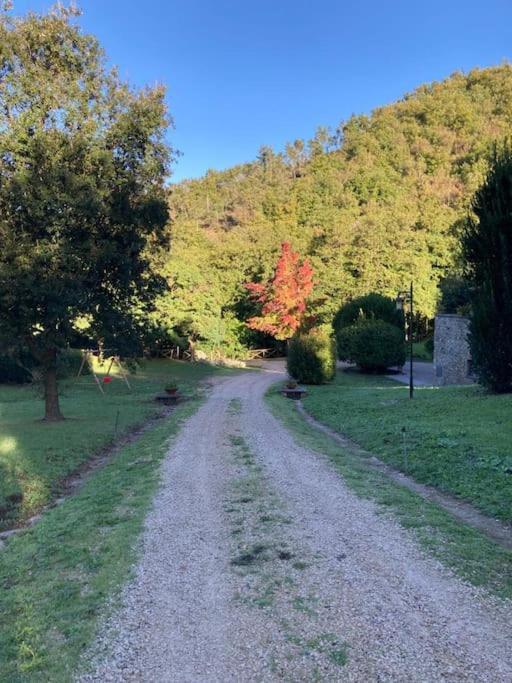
[{"x1": 245, "y1": 242, "x2": 314, "y2": 340}]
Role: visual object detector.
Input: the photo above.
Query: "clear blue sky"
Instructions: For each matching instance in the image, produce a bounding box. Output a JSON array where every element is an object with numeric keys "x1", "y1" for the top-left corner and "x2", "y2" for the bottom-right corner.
[{"x1": 12, "y1": 1, "x2": 512, "y2": 182}]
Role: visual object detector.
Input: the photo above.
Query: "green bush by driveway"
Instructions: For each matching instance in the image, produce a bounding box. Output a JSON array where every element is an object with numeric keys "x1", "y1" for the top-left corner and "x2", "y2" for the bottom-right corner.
[{"x1": 287, "y1": 328, "x2": 336, "y2": 384}]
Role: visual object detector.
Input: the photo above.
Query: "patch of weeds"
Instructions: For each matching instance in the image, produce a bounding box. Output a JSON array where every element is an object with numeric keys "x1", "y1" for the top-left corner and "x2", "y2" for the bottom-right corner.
[
  {"x1": 286, "y1": 631, "x2": 349, "y2": 669},
  {"x1": 229, "y1": 434, "x2": 245, "y2": 447},
  {"x1": 258, "y1": 513, "x2": 292, "y2": 528},
  {"x1": 292, "y1": 560, "x2": 308, "y2": 570},
  {"x1": 284, "y1": 632, "x2": 303, "y2": 646},
  {"x1": 235, "y1": 496, "x2": 254, "y2": 504},
  {"x1": 229, "y1": 434, "x2": 257, "y2": 469},
  {"x1": 259, "y1": 514, "x2": 274, "y2": 523},
  {"x1": 231, "y1": 543, "x2": 269, "y2": 567},
  {"x1": 253, "y1": 595, "x2": 274, "y2": 608},
  {"x1": 268, "y1": 655, "x2": 279, "y2": 674},
  {"x1": 329, "y1": 647, "x2": 349, "y2": 666},
  {"x1": 225, "y1": 428, "x2": 349, "y2": 675},
  {"x1": 313, "y1": 633, "x2": 349, "y2": 666},
  {"x1": 228, "y1": 398, "x2": 242, "y2": 416},
  {"x1": 292, "y1": 596, "x2": 317, "y2": 616},
  {"x1": 251, "y1": 577, "x2": 283, "y2": 608}
]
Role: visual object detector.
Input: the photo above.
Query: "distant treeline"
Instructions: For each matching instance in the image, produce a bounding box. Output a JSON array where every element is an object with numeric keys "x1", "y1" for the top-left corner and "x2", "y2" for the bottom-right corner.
[{"x1": 154, "y1": 65, "x2": 512, "y2": 354}]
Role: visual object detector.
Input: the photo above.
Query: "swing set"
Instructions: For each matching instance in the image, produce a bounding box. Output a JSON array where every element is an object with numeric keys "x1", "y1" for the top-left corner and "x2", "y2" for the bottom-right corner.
[{"x1": 77, "y1": 349, "x2": 131, "y2": 394}]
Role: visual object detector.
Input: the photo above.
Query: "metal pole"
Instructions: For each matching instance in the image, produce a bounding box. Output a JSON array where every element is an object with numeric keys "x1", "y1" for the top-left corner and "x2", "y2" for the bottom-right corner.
[{"x1": 409, "y1": 281, "x2": 414, "y2": 399}]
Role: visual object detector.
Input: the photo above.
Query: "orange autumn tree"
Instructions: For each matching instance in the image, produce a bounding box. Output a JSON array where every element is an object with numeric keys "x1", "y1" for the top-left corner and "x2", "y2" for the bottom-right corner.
[{"x1": 245, "y1": 242, "x2": 314, "y2": 340}]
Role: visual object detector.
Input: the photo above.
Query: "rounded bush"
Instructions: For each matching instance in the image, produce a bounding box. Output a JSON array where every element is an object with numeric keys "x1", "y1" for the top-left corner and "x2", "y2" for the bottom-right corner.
[
  {"x1": 349, "y1": 320, "x2": 405, "y2": 372},
  {"x1": 333, "y1": 293, "x2": 404, "y2": 359},
  {"x1": 336, "y1": 324, "x2": 360, "y2": 362},
  {"x1": 287, "y1": 327, "x2": 336, "y2": 385}
]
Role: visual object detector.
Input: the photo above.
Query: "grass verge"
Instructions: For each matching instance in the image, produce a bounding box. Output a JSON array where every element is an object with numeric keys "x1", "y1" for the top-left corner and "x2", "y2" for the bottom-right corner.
[
  {"x1": 301, "y1": 369, "x2": 512, "y2": 523},
  {"x1": 0, "y1": 368, "x2": 219, "y2": 682},
  {"x1": 0, "y1": 359, "x2": 226, "y2": 530},
  {"x1": 266, "y1": 384, "x2": 512, "y2": 600}
]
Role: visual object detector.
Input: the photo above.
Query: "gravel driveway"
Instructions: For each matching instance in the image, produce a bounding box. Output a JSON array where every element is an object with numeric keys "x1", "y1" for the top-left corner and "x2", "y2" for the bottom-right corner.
[{"x1": 80, "y1": 365, "x2": 512, "y2": 682}]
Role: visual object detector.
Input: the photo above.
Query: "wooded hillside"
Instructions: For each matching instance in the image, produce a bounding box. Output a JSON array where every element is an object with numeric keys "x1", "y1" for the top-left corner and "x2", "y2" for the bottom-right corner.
[{"x1": 156, "y1": 65, "x2": 512, "y2": 354}]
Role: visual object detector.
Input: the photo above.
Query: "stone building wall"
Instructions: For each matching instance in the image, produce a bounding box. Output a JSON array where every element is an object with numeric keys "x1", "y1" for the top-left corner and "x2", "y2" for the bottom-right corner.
[{"x1": 433, "y1": 314, "x2": 472, "y2": 386}]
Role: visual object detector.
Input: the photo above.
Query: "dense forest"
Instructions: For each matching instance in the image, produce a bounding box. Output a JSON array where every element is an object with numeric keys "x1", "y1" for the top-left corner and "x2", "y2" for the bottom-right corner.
[{"x1": 154, "y1": 65, "x2": 512, "y2": 355}]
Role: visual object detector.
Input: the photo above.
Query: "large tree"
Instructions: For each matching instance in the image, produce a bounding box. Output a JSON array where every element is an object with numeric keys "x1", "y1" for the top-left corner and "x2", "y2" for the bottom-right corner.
[
  {"x1": 0, "y1": 4, "x2": 171, "y2": 419},
  {"x1": 462, "y1": 142, "x2": 512, "y2": 393}
]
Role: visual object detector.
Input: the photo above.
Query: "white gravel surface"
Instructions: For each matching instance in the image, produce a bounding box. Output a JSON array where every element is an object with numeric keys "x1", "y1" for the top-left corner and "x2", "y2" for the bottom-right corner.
[{"x1": 79, "y1": 364, "x2": 512, "y2": 682}]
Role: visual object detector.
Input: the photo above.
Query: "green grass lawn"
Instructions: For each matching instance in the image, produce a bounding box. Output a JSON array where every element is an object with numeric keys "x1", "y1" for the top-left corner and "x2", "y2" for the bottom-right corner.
[
  {"x1": 301, "y1": 369, "x2": 512, "y2": 523},
  {"x1": 0, "y1": 360, "x2": 227, "y2": 530},
  {"x1": 0, "y1": 359, "x2": 232, "y2": 681}
]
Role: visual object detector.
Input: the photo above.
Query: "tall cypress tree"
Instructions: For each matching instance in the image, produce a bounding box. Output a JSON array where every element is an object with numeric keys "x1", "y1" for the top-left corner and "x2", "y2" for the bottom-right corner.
[{"x1": 462, "y1": 143, "x2": 512, "y2": 392}]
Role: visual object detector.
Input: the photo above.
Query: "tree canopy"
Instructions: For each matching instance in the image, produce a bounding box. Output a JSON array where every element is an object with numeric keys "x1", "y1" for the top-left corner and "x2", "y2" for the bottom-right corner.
[
  {"x1": 245, "y1": 242, "x2": 314, "y2": 341},
  {"x1": 154, "y1": 65, "x2": 512, "y2": 353},
  {"x1": 0, "y1": 5, "x2": 171, "y2": 419}
]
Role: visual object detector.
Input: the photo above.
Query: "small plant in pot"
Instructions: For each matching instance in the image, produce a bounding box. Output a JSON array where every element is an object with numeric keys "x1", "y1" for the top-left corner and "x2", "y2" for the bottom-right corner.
[
  {"x1": 282, "y1": 378, "x2": 307, "y2": 399},
  {"x1": 165, "y1": 383, "x2": 178, "y2": 395}
]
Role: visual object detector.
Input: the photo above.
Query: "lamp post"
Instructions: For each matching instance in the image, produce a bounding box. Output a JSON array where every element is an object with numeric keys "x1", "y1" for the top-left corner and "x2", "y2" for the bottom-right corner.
[{"x1": 396, "y1": 282, "x2": 414, "y2": 399}]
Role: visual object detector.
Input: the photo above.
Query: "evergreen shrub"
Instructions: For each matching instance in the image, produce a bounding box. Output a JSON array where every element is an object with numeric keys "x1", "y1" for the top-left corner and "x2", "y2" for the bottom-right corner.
[
  {"x1": 287, "y1": 327, "x2": 336, "y2": 384},
  {"x1": 348, "y1": 320, "x2": 406, "y2": 372},
  {"x1": 333, "y1": 293, "x2": 403, "y2": 359}
]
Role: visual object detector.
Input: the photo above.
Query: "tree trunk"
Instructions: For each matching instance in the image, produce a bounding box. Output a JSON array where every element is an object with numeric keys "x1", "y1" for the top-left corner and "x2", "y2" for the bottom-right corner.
[{"x1": 43, "y1": 349, "x2": 64, "y2": 421}]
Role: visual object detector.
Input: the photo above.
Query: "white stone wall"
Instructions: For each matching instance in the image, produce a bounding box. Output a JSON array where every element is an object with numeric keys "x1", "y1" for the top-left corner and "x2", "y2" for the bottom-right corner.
[{"x1": 434, "y1": 314, "x2": 472, "y2": 386}]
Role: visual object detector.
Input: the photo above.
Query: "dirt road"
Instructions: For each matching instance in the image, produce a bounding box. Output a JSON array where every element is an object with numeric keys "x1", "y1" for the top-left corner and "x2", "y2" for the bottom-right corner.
[{"x1": 81, "y1": 366, "x2": 512, "y2": 682}]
